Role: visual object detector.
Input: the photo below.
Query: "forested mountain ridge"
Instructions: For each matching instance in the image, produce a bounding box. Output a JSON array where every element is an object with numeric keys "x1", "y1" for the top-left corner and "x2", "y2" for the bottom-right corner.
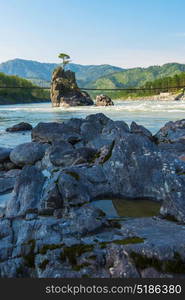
[
  {"x1": 0, "y1": 59, "x2": 123, "y2": 86},
  {"x1": 95, "y1": 71, "x2": 185, "y2": 100},
  {"x1": 1, "y1": 59, "x2": 185, "y2": 90},
  {"x1": 1, "y1": 59, "x2": 185, "y2": 102},
  {"x1": 89, "y1": 63, "x2": 185, "y2": 89}
]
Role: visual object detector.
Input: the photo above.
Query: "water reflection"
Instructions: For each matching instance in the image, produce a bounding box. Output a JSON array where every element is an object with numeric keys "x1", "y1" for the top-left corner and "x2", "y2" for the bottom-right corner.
[{"x1": 91, "y1": 198, "x2": 161, "y2": 219}]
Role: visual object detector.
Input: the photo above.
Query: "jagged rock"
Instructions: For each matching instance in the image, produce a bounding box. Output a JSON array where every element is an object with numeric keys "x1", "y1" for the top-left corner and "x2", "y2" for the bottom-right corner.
[
  {"x1": 64, "y1": 205, "x2": 109, "y2": 236},
  {"x1": 1, "y1": 162, "x2": 16, "y2": 171},
  {"x1": 141, "y1": 268, "x2": 173, "y2": 278},
  {"x1": 10, "y1": 142, "x2": 46, "y2": 167},
  {"x1": 121, "y1": 217, "x2": 185, "y2": 266},
  {"x1": 95, "y1": 94, "x2": 114, "y2": 106},
  {"x1": 49, "y1": 141, "x2": 73, "y2": 166},
  {"x1": 64, "y1": 118, "x2": 84, "y2": 132},
  {"x1": 154, "y1": 119, "x2": 185, "y2": 160},
  {"x1": 2, "y1": 113, "x2": 185, "y2": 278},
  {"x1": 39, "y1": 176, "x2": 63, "y2": 213},
  {"x1": 158, "y1": 141, "x2": 185, "y2": 156},
  {"x1": 32, "y1": 122, "x2": 81, "y2": 144},
  {"x1": 57, "y1": 171, "x2": 91, "y2": 207},
  {"x1": 0, "y1": 177, "x2": 15, "y2": 194},
  {"x1": 6, "y1": 122, "x2": 32, "y2": 132},
  {"x1": 130, "y1": 121, "x2": 153, "y2": 140},
  {"x1": 106, "y1": 245, "x2": 140, "y2": 278},
  {"x1": 81, "y1": 113, "x2": 113, "y2": 143},
  {"x1": 50, "y1": 147, "x2": 97, "y2": 167},
  {"x1": 25, "y1": 114, "x2": 185, "y2": 222},
  {"x1": 0, "y1": 169, "x2": 20, "y2": 195},
  {"x1": 6, "y1": 166, "x2": 45, "y2": 217},
  {"x1": 155, "y1": 119, "x2": 185, "y2": 143},
  {"x1": 102, "y1": 133, "x2": 163, "y2": 200},
  {"x1": 50, "y1": 67, "x2": 94, "y2": 107},
  {"x1": 4, "y1": 169, "x2": 21, "y2": 178},
  {"x1": 86, "y1": 112, "x2": 111, "y2": 125},
  {"x1": 0, "y1": 258, "x2": 25, "y2": 278}
]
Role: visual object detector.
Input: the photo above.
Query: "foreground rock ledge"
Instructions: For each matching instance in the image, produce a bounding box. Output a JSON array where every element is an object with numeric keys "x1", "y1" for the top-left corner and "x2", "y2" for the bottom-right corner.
[{"x1": 1, "y1": 114, "x2": 185, "y2": 278}]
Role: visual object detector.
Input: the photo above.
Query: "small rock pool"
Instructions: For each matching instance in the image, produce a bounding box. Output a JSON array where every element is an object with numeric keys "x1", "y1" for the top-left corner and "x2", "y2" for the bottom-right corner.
[{"x1": 91, "y1": 198, "x2": 161, "y2": 219}]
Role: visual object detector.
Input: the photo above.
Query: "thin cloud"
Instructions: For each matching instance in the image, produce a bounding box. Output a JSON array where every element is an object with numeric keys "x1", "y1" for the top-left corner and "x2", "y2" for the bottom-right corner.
[{"x1": 174, "y1": 32, "x2": 185, "y2": 38}]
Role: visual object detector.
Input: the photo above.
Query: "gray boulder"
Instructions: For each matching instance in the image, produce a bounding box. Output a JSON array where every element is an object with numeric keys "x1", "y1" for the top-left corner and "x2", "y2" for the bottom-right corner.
[
  {"x1": 49, "y1": 141, "x2": 73, "y2": 166},
  {"x1": 0, "y1": 147, "x2": 11, "y2": 163},
  {"x1": 102, "y1": 133, "x2": 163, "y2": 200},
  {"x1": 10, "y1": 142, "x2": 46, "y2": 167},
  {"x1": 50, "y1": 147, "x2": 97, "y2": 167},
  {"x1": 32, "y1": 122, "x2": 81, "y2": 144},
  {"x1": 81, "y1": 113, "x2": 112, "y2": 143}
]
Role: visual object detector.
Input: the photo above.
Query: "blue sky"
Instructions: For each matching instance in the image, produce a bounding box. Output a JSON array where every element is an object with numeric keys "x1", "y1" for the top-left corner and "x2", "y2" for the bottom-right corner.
[{"x1": 0, "y1": 0, "x2": 185, "y2": 67}]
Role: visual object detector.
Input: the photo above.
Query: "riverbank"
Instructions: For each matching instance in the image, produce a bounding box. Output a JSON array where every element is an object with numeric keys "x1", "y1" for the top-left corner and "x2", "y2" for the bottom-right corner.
[
  {"x1": 0, "y1": 96, "x2": 50, "y2": 105},
  {"x1": 1, "y1": 113, "x2": 185, "y2": 278}
]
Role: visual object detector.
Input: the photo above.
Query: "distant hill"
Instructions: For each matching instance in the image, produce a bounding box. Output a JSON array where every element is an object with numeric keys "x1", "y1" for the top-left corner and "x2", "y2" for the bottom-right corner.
[
  {"x1": 93, "y1": 71, "x2": 185, "y2": 100},
  {"x1": 89, "y1": 63, "x2": 185, "y2": 89},
  {"x1": 2, "y1": 59, "x2": 185, "y2": 100},
  {"x1": 0, "y1": 72, "x2": 49, "y2": 104},
  {"x1": 0, "y1": 59, "x2": 123, "y2": 87}
]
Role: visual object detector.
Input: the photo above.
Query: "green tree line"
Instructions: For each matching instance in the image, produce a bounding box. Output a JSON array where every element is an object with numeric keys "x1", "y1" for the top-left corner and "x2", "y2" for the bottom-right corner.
[
  {"x1": 0, "y1": 72, "x2": 49, "y2": 104},
  {"x1": 89, "y1": 72, "x2": 185, "y2": 100}
]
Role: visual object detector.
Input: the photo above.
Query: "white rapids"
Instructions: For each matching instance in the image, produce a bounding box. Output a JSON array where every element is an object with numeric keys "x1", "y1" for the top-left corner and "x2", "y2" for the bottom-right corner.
[{"x1": 0, "y1": 100, "x2": 185, "y2": 147}]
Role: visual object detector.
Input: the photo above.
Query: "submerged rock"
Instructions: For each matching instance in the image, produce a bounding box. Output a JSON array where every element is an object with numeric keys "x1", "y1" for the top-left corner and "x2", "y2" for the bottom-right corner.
[
  {"x1": 6, "y1": 122, "x2": 32, "y2": 132},
  {"x1": 50, "y1": 67, "x2": 94, "y2": 107}
]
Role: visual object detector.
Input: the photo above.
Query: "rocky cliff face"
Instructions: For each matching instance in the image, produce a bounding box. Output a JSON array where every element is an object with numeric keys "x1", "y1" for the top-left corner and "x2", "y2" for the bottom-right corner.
[{"x1": 50, "y1": 67, "x2": 94, "y2": 107}]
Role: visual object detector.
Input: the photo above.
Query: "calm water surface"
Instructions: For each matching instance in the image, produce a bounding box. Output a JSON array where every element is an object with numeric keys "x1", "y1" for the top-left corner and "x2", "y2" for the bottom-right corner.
[
  {"x1": 91, "y1": 198, "x2": 161, "y2": 219},
  {"x1": 0, "y1": 100, "x2": 185, "y2": 147}
]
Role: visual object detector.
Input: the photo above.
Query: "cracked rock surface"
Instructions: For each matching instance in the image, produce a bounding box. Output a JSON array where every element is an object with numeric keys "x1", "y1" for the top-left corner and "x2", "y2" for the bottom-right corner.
[{"x1": 1, "y1": 113, "x2": 185, "y2": 277}]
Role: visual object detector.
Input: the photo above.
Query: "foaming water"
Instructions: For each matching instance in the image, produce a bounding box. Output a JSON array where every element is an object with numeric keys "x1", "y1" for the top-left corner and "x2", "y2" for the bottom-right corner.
[{"x1": 0, "y1": 100, "x2": 185, "y2": 147}]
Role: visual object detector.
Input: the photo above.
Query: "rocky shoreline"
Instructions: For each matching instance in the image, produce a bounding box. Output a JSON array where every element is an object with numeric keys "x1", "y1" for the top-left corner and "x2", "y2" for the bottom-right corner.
[
  {"x1": 126, "y1": 91, "x2": 185, "y2": 101},
  {"x1": 1, "y1": 113, "x2": 185, "y2": 277}
]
